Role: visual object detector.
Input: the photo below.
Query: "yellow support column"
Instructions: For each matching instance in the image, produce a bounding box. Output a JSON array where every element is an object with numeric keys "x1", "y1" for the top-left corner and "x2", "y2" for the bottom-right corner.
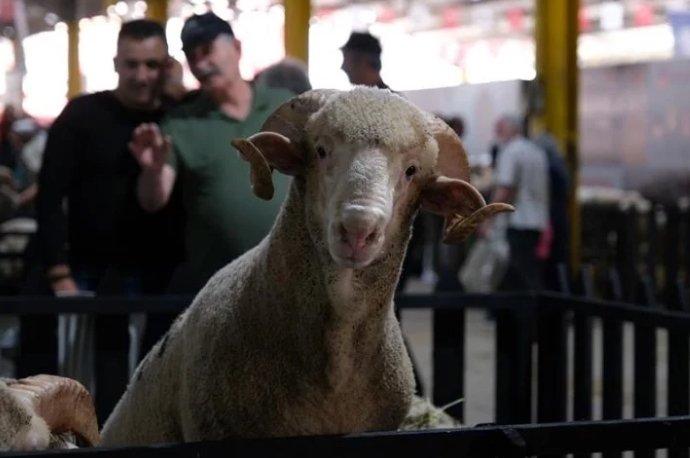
[
  {"x1": 67, "y1": 20, "x2": 81, "y2": 98},
  {"x1": 102, "y1": 0, "x2": 116, "y2": 13},
  {"x1": 146, "y1": 0, "x2": 169, "y2": 24},
  {"x1": 533, "y1": 0, "x2": 580, "y2": 276},
  {"x1": 284, "y1": 0, "x2": 310, "y2": 63}
]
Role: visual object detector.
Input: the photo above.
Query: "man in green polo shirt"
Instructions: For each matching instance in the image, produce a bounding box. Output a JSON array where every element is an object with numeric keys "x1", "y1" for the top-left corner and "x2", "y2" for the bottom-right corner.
[{"x1": 129, "y1": 12, "x2": 294, "y2": 290}]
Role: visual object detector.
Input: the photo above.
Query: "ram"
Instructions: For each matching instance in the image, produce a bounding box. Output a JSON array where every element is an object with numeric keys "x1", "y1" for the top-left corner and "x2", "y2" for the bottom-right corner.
[
  {"x1": 0, "y1": 375, "x2": 99, "y2": 451},
  {"x1": 98, "y1": 86, "x2": 513, "y2": 446}
]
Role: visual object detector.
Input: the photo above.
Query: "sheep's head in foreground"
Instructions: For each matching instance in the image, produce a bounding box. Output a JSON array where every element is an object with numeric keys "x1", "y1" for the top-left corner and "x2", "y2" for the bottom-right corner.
[
  {"x1": 232, "y1": 87, "x2": 513, "y2": 269},
  {"x1": 0, "y1": 375, "x2": 99, "y2": 451}
]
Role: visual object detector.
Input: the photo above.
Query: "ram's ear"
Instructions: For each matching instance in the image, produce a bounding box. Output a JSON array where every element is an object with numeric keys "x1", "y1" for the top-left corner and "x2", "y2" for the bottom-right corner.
[
  {"x1": 231, "y1": 132, "x2": 304, "y2": 201},
  {"x1": 420, "y1": 176, "x2": 514, "y2": 244}
]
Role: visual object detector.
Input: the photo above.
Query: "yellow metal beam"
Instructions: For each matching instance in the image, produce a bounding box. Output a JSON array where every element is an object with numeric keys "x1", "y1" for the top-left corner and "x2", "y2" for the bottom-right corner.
[
  {"x1": 533, "y1": 0, "x2": 580, "y2": 276},
  {"x1": 102, "y1": 0, "x2": 116, "y2": 13},
  {"x1": 146, "y1": 0, "x2": 169, "y2": 23},
  {"x1": 67, "y1": 20, "x2": 81, "y2": 98},
  {"x1": 284, "y1": 0, "x2": 311, "y2": 63}
]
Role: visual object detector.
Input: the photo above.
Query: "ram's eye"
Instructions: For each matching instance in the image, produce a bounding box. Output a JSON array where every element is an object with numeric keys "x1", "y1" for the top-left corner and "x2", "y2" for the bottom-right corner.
[
  {"x1": 316, "y1": 147, "x2": 327, "y2": 159},
  {"x1": 405, "y1": 165, "x2": 417, "y2": 178}
]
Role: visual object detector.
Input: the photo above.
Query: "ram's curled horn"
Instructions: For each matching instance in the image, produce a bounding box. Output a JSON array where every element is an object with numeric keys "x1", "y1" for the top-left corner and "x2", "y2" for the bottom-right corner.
[
  {"x1": 443, "y1": 203, "x2": 515, "y2": 244},
  {"x1": 8, "y1": 375, "x2": 100, "y2": 447},
  {"x1": 425, "y1": 113, "x2": 472, "y2": 183},
  {"x1": 425, "y1": 113, "x2": 514, "y2": 244},
  {"x1": 261, "y1": 89, "x2": 339, "y2": 141},
  {"x1": 231, "y1": 137, "x2": 275, "y2": 201},
  {"x1": 232, "y1": 89, "x2": 339, "y2": 199}
]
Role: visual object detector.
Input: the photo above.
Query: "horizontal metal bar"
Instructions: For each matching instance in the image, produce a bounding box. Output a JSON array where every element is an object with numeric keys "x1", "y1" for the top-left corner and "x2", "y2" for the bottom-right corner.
[
  {"x1": 0, "y1": 293, "x2": 537, "y2": 315},
  {"x1": 7, "y1": 416, "x2": 690, "y2": 458},
  {"x1": 540, "y1": 292, "x2": 690, "y2": 331}
]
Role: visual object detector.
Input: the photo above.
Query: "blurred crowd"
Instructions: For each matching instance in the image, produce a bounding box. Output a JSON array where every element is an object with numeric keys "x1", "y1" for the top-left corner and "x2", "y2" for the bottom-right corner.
[{"x1": 0, "y1": 13, "x2": 570, "y2": 381}]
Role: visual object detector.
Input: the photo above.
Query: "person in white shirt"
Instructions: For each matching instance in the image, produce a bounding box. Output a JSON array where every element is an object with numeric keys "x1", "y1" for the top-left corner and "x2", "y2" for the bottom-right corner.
[{"x1": 478, "y1": 114, "x2": 550, "y2": 291}]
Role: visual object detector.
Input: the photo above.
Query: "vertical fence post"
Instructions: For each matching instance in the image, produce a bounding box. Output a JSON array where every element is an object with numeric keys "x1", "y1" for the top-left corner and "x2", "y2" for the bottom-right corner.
[
  {"x1": 494, "y1": 295, "x2": 535, "y2": 425},
  {"x1": 646, "y1": 206, "x2": 660, "y2": 295},
  {"x1": 16, "y1": 313, "x2": 58, "y2": 378},
  {"x1": 666, "y1": 205, "x2": 690, "y2": 458},
  {"x1": 665, "y1": 206, "x2": 681, "y2": 309},
  {"x1": 432, "y1": 305, "x2": 465, "y2": 421},
  {"x1": 632, "y1": 274, "x2": 658, "y2": 458},
  {"x1": 573, "y1": 266, "x2": 595, "y2": 458},
  {"x1": 601, "y1": 209, "x2": 627, "y2": 458},
  {"x1": 536, "y1": 294, "x2": 568, "y2": 429},
  {"x1": 617, "y1": 204, "x2": 640, "y2": 302},
  {"x1": 94, "y1": 273, "x2": 133, "y2": 426}
]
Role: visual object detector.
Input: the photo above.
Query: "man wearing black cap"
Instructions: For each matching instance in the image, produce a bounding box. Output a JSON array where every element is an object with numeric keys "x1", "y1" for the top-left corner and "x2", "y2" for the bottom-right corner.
[
  {"x1": 340, "y1": 31, "x2": 393, "y2": 91},
  {"x1": 129, "y1": 12, "x2": 294, "y2": 291}
]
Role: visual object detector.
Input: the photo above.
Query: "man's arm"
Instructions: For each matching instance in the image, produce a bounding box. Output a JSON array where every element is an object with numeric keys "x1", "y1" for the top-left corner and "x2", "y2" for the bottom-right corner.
[
  {"x1": 131, "y1": 122, "x2": 178, "y2": 212},
  {"x1": 492, "y1": 146, "x2": 517, "y2": 204},
  {"x1": 477, "y1": 145, "x2": 517, "y2": 238},
  {"x1": 137, "y1": 164, "x2": 176, "y2": 212},
  {"x1": 35, "y1": 104, "x2": 79, "y2": 289},
  {"x1": 492, "y1": 184, "x2": 516, "y2": 206},
  {"x1": 15, "y1": 183, "x2": 38, "y2": 208}
]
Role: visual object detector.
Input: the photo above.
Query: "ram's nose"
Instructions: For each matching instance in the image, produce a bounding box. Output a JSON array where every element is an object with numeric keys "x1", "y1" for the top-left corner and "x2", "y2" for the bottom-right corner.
[
  {"x1": 340, "y1": 219, "x2": 379, "y2": 254},
  {"x1": 337, "y1": 205, "x2": 385, "y2": 258}
]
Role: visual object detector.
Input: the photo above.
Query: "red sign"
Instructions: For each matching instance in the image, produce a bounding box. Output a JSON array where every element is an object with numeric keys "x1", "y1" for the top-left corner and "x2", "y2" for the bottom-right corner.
[
  {"x1": 579, "y1": 5, "x2": 591, "y2": 32},
  {"x1": 506, "y1": 7, "x2": 523, "y2": 32},
  {"x1": 0, "y1": 0, "x2": 14, "y2": 23},
  {"x1": 441, "y1": 6, "x2": 461, "y2": 28},
  {"x1": 634, "y1": 3, "x2": 655, "y2": 27},
  {"x1": 378, "y1": 5, "x2": 397, "y2": 23},
  {"x1": 314, "y1": 8, "x2": 334, "y2": 18}
]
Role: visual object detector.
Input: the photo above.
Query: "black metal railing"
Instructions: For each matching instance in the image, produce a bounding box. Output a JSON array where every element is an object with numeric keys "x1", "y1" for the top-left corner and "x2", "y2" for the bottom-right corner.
[
  {"x1": 3, "y1": 415, "x2": 690, "y2": 458},
  {"x1": 2, "y1": 289, "x2": 689, "y2": 443}
]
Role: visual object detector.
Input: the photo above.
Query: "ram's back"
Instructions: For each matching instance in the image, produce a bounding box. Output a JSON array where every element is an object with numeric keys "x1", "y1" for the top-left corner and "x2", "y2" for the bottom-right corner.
[
  {"x1": 99, "y1": 311, "x2": 188, "y2": 447},
  {"x1": 99, "y1": 249, "x2": 265, "y2": 446}
]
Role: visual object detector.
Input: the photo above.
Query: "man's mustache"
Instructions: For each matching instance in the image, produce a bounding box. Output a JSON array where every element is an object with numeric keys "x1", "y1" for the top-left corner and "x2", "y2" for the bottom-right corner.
[{"x1": 197, "y1": 66, "x2": 221, "y2": 81}]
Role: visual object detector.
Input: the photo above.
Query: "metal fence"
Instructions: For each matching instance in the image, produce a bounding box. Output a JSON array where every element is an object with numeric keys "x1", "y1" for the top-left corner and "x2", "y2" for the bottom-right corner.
[
  {"x1": 4, "y1": 415, "x2": 690, "y2": 458},
  {"x1": 3, "y1": 289, "x2": 690, "y2": 456}
]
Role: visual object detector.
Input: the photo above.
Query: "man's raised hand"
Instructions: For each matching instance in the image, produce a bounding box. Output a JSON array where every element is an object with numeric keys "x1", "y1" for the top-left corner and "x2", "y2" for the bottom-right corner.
[{"x1": 129, "y1": 123, "x2": 172, "y2": 172}]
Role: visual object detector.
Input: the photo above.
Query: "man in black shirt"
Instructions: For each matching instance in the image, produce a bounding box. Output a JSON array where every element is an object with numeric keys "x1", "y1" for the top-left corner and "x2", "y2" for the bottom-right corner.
[
  {"x1": 34, "y1": 19, "x2": 185, "y2": 415},
  {"x1": 36, "y1": 19, "x2": 184, "y2": 296}
]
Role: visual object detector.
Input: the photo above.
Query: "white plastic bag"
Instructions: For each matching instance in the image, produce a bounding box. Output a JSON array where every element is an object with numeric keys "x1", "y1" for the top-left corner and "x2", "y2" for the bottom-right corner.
[{"x1": 458, "y1": 214, "x2": 509, "y2": 293}]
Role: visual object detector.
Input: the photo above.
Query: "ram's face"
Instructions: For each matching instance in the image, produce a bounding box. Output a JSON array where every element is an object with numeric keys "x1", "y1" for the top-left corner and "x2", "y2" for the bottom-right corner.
[
  {"x1": 231, "y1": 87, "x2": 515, "y2": 272},
  {"x1": 303, "y1": 133, "x2": 436, "y2": 269}
]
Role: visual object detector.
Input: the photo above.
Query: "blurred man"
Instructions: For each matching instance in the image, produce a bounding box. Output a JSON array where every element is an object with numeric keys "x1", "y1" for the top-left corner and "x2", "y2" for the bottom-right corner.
[
  {"x1": 434, "y1": 116, "x2": 467, "y2": 292},
  {"x1": 340, "y1": 31, "x2": 392, "y2": 90},
  {"x1": 254, "y1": 57, "x2": 312, "y2": 95},
  {"x1": 5, "y1": 117, "x2": 46, "y2": 218},
  {"x1": 479, "y1": 114, "x2": 550, "y2": 291},
  {"x1": 35, "y1": 19, "x2": 185, "y2": 415},
  {"x1": 130, "y1": 12, "x2": 294, "y2": 291},
  {"x1": 37, "y1": 18, "x2": 183, "y2": 296},
  {"x1": 533, "y1": 131, "x2": 570, "y2": 291}
]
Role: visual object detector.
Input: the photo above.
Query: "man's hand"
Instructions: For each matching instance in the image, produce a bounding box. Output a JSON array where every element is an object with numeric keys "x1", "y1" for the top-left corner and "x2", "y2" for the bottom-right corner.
[
  {"x1": 46, "y1": 265, "x2": 79, "y2": 296},
  {"x1": 129, "y1": 123, "x2": 172, "y2": 172},
  {"x1": 51, "y1": 277, "x2": 80, "y2": 296}
]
